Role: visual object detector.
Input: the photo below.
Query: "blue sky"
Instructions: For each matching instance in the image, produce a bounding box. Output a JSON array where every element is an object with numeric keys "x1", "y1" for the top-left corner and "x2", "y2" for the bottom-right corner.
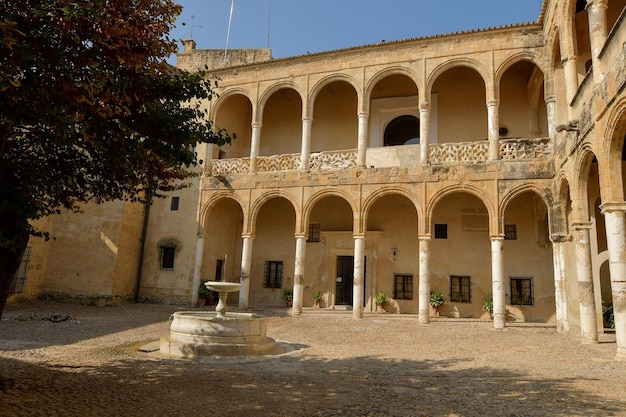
[{"x1": 169, "y1": 1, "x2": 543, "y2": 61}]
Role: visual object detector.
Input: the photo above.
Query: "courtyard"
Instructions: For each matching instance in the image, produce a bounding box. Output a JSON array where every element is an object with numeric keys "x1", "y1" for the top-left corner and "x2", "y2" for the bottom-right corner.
[{"x1": 0, "y1": 300, "x2": 625, "y2": 417}]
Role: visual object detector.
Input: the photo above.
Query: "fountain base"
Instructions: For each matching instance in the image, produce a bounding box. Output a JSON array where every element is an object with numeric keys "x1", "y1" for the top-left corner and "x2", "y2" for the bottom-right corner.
[{"x1": 160, "y1": 311, "x2": 278, "y2": 357}]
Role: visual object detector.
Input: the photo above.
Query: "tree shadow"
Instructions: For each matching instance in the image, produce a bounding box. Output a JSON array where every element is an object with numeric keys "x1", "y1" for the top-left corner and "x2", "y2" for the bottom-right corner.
[{"x1": 0, "y1": 353, "x2": 623, "y2": 417}]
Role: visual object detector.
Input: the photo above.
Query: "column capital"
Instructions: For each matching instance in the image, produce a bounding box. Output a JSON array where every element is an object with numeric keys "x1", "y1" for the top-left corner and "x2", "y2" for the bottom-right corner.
[
  {"x1": 490, "y1": 234, "x2": 505, "y2": 241},
  {"x1": 544, "y1": 95, "x2": 556, "y2": 104},
  {"x1": 302, "y1": 116, "x2": 313, "y2": 123},
  {"x1": 241, "y1": 233, "x2": 255, "y2": 240},
  {"x1": 419, "y1": 102, "x2": 430, "y2": 112},
  {"x1": 550, "y1": 233, "x2": 572, "y2": 243},
  {"x1": 357, "y1": 112, "x2": 369, "y2": 119},
  {"x1": 294, "y1": 233, "x2": 307, "y2": 240},
  {"x1": 352, "y1": 234, "x2": 366, "y2": 240},
  {"x1": 600, "y1": 202, "x2": 626, "y2": 214},
  {"x1": 251, "y1": 122, "x2": 262, "y2": 128},
  {"x1": 561, "y1": 55, "x2": 578, "y2": 66},
  {"x1": 586, "y1": 0, "x2": 608, "y2": 10},
  {"x1": 487, "y1": 99, "x2": 499, "y2": 108},
  {"x1": 418, "y1": 234, "x2": 431, "y2": 241}
]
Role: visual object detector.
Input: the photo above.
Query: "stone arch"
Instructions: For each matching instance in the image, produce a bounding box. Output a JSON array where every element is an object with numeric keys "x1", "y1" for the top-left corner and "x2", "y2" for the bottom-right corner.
[
  {"x1": 426, "y1": 184, "x2": 496, "y2": 235},
  {"x1": 200, "y1": 192, "x2": 248, "y2": 231},
  {"x1": 571, "y1": 145, "x2": 600, "y2": 222},
  {"x1": 210, "y1": 88, "x2": 255, "y2": 122},
  {"x1": 308, "y1": 73, "x2": 361, "y2": 119},
  {"x1": 555, "y1": 172, "x2": 574, "y2": 236},
  {"x1": 303, "y1": 189, "x2": 358, "y2": 234},
  {"x1": 363, "y1": 66, "x2": 422, "y2": 113},
  {"x1": 360, "y1": 187, "x2": 423, "y2": 234},
  {"x1": 257, "y1": 81, "x2": 306, "y2": 119},
  {"x1": 426, "y1": 58, "x2": 491, "y2": 99},
  {"x1": 495, "y1": 52, "x2": 551, "y2": 97},
  {"x1": 601, "y1": 97, "x2": 626, "y2": 203},
  {"x1": 559, "y1": 0, "x2": 578, "y2": 58},
  {"x1": 500, "y1": 184, "x2": 557, "y2": 238},
  {"x1": 249, "y1": 190, "x2": 301, "y2": 236}
]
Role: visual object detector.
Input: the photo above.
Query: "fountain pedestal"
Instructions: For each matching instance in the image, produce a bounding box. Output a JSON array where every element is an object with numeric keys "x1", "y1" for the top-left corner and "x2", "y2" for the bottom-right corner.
[{"x1": 160, "y1": 281, "x2": 278, "y2": 357}]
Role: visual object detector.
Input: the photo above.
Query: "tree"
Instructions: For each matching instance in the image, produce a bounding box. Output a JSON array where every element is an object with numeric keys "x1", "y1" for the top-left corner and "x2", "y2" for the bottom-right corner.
[{"x1": 0, "y1": 0, "x2": 230, "y2": 317}]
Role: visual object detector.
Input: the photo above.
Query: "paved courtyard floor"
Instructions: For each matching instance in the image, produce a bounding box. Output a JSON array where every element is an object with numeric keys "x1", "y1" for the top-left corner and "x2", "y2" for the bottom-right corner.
[{"x1": 0, "y1": 300, "x2": 625, "y2": 417}]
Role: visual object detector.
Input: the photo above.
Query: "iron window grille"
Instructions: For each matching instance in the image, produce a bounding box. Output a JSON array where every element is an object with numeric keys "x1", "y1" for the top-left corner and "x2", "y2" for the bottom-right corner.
[
  {"x1": 504, "y1": 224, "x2": 517, "y2": 240},
  {"x1": 450, "y1": 275, "x2": 471, "y2": 303},
  {"x1": 160, "y1": 246, "x2": 176, "y2": 269},
  {"x1": 170, "y1": 196, "x2": 180, "y2": 211},
  {"x1": 9, "y1": 246, "x2": 32, "y2": 294},
  {"x1": 264, "y1": 261, "x2": 283, "y2": 288},
  {"x1": 434, "y1": 224, "x2": 448, "y2": 239},
  {"x1": 510, "y1": 277, "x2": 533, "y2": 305},
  {"x1": 393, "y1": 274, "x2": 413, "y2": 300},
  {"x1": 307, "y1": 223, "x2": 321, "y2": 242}
]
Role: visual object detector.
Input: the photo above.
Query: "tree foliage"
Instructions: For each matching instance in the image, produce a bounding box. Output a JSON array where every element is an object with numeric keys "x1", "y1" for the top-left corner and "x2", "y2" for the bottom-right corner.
[{"x1": 0, "y1": 0, "x2": 230, "y2": 316}]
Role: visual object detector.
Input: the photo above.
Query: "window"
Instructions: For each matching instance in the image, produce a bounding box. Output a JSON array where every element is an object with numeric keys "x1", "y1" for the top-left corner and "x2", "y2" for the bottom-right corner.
[
  {"x1": 160, "y1": 246, "x2": 176, "y2": 269},
  {"x1": 510, "y1": 277, "x2": 533, "y2": 305},
  {"x1": 307, "y1": 223, "x2": 321, "y2": 242},
  {"x1": 504, "y1": 224, "x2": 517, "y2": 240},
  {"x1": 9, "y1": 246, "x2": 31, "y2": 294},
  {"x1": 393, "y1": 274, "x2": 413, "y2": 300},
  {"x1": 264, "y1": 261, "x2": 283, "y2": 288},
  {"x1": 170, "y1": 196, "x2": 180, "y2": 211},
  {"x1": 215, "y1": 259, "x2": 224, "y2": 281},
  {"x1": 450, "y1": 275, "x2": 471, "y2": 303},
  {"x1": 434, "y1": 224, "x2": 448, "y2": 239}
]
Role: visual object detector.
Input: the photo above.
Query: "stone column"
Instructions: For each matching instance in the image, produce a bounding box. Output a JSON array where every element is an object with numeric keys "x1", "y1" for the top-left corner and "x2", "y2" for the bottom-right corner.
[
  {"x1": 551, "y1": 234, "x2": 571, "y2": 333},
  {"x1": 572, "y1": 222, "x2": 598, "y2": 343},
  {"x1": 562, "y1": 56, "x2": 579, "y2": 114},
  {"x1": 418, "y1": 236, "x2": 431, "y2": 324},
  {"x1": 238, "y1": 234, "x2": 254, "y2": 309},
  {"x1": 191, "y1": 234, "x2": 205, "y2": 306},
  {"x1": 353, "y1": 235, "x2": 365, "y2": 319},
  {"x1": 491, "y1": 236, "x2": 506, "y2": 329},
  {"x1": 292, "y1": 235, "x2": 307, "y2": 315},
  {"x1": 299, "y1": 117, "x2": 312, "y2": 171},
  {"x1": 249, "y1": 122, "x2": 262, "y2": 174},
  {"x1": 586, "y1": 0, "x2": 608, "y2": 83},
  {"x1": 600, "y1": 204, "x2": 626, "y2": 360},
  {"x1": 419, "y1": 102, "x2": 430, "y2": 165},
  {"x1": 545, "y1": 96, "x2": 557, "y2": 138},
  {"x1": 357, "y1": 113, "x2": 369, "y2": 168},
  {"x1": 487, "y1": 100, "x2": 499, "y2": 160}
]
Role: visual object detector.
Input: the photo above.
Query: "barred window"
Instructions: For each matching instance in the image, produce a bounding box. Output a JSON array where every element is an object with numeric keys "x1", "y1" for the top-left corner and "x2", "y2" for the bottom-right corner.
[
  {"x1": 510, "y1": 277, "x2": 533, "y2": 305},
  {"x1": 504, "y1": 224, "x2": 517, "y2": 240},
  {"x1": 215, "y1": 259, "x2": 224, "y2": 281},
  {"x1": 9, "y1": 246, "x2": 31, "y2": 294},
  {"x1": 434, "y1": 224, "x2": 448, "y2": 239},
  {"x1": 160, "y1": 246, "x2": 176, "y2": 269},
  {"x1": 264, "y1": 261, "x2": 283, "y2": 288},
  {"x1": 394, "y1": 274, "x2": 413, "y2": 300},
  {"x1": 450, "y1": 276, "x2": 471, "y2": 303},
  {"x1": 307, "y1": 223, "x2": 321, "y2": 242}
]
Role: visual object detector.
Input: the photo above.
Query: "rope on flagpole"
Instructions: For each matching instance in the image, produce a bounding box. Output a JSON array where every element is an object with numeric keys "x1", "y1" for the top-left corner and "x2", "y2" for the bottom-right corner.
[{"x1": 224, "y1": 0, "x2": 234, "y2": 63}]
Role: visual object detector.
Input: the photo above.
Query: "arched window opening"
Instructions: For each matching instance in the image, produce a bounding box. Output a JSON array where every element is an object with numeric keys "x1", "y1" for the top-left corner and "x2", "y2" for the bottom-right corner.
[{"x1": 384, "y1": 115, "x2": 419, "y2": 146}]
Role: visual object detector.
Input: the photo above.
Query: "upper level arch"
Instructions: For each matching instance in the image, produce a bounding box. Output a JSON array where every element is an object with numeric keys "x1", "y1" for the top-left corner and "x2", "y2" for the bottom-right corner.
[
  {"x1": 308, "y1": 73, "x2": 361, "y2": 119},
  {"x1": 601, "y1": 97, "x2": 626, "y2": 203},
  {"x1": 425, "y1": 58, "x2": 491, "y2": 100},
  {"x1": 211, "y1": 88, "x2": 255, "y2": 122},
  {"x1": 363, "y1": 66, "x2": 422, "y2": 112},
  {"x1": 257, "y1": 81, "x2": 306, "y2": 118}
]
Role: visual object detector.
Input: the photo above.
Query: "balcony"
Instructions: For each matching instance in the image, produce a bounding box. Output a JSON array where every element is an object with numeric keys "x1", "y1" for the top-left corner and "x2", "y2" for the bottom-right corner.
[{"x1": 207, "y1": 137, "x2": 552, "y2": 177}]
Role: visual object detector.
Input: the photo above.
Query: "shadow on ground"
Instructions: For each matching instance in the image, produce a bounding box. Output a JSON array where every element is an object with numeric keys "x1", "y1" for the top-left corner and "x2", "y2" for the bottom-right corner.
[{"x1": 0, "y1": 353, "x2": 623, "y2": 417}]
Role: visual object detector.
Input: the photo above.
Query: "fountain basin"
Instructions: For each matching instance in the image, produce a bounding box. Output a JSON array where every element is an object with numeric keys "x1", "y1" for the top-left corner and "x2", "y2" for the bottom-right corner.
[{"x1": 160, "y1": 311, "x2": 277, "y2": 357}]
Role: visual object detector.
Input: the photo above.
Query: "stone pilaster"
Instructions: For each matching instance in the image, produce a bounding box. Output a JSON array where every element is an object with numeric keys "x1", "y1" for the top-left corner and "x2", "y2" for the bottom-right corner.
[
  {"x1": 572, "y1": 222, "x2": 598, "y2": 343},
  {"x1": 418, "y1": 235, "x2": 431, "y2": 324},
  {"x1": 491, "y1": 236, "x2": 506, "y2": 329},
  {"x1": 238, "y1": 234, "x2": 254, "y2": 309},
  {"x1": 292, "y1": 235, "x2": 307, "y2": 315},
  {"x1": 191, "y1": 234, "x2": 205, "y2": 306},
  {"x1": 551, "y1": 233, "x2": 571, "y2": 333},
  {"x1": 353, "y1": 235, "x2": 365, "y2": 319},
  {"x1": 562, "y1": 56, "x2": 579, "y2": 115},
  {"x1": 599, "y1": 203, "x2": 626, "y2": 361},
  {"x1": 545, "y1": 96, "x2": 557, "y2": 138}
]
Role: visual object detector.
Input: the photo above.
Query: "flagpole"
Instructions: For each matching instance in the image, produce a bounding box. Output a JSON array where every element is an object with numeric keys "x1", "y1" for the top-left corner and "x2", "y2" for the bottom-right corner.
[
  {"x1": 267, "y1": 0, "x2": 272, "y2": 49},
  {"x1": 224, "y1": 0, "x2": 234, "y2": 63}
]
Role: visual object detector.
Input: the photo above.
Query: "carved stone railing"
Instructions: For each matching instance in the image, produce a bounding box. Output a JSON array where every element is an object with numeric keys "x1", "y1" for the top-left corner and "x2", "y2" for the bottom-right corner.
[
  {"x1": 208, "y1": 158, "x2": 250, "y2": 176},
  {"x1": 308, "y1": 149, "x2": 357, "y2": 171},
  {"x1": 430, "y1": 141, "x2": 490, "y2": 163},
  {"x1": 499, "y1": 138, "x2": 552, "y2": 160},
  {"x1": 256, "y1": 153, "x2": 301, "y2": 172}
]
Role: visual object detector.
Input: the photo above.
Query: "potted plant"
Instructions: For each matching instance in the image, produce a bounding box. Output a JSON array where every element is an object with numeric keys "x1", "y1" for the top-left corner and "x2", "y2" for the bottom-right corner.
[
  {"x1": 312, "y1": 290, "x2": 322, "y2": 308},
  {"x1": 482, "y1": 296, "x2": 494, "y2": 319},
  {"x1": 282, "y1": 288, "x2": 293, "y2": 307},
  {"x1": 429, "y1": 290, "x2": 445, "y2": 316},
  {"x1": 198, "y1": 283, "x2": 212, "y2": 307},
  {"x1": 375, "y1": 292, "x2": 388, "y2": 312}
]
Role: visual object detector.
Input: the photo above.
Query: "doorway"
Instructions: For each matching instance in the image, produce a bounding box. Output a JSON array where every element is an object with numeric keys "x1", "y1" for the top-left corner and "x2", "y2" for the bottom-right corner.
[{"x1": 335, "y1": 256, "x2": 354, "y2": 305}]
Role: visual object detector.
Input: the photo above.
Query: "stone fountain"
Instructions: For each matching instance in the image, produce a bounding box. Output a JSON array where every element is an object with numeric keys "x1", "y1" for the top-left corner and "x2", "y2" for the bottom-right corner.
[{"x1": 160, "y1": 281, "x2": 278, "y2": 357}]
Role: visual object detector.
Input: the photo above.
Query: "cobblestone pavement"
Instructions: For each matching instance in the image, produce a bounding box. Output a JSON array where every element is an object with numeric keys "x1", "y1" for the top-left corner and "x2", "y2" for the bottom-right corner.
[{"x1": 0, "y1": 300, "x2": 625, "y2": 417}]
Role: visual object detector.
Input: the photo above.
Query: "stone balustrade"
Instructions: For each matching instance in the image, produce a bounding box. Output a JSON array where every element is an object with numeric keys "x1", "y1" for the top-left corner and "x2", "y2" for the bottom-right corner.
[{"x1": 207, "y1": 138, "x2": 552, "y2": 175}]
